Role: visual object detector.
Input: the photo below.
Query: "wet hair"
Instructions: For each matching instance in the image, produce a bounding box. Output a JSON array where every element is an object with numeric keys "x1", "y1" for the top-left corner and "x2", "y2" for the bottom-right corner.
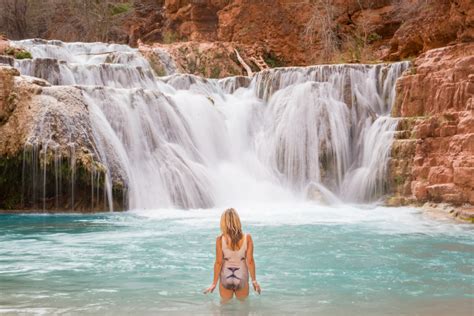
[{"x1": 220, "y1": 208, "x2": 243, "y2": 250}]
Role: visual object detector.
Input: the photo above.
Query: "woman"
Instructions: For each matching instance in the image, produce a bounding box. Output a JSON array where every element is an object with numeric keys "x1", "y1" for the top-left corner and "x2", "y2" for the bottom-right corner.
[{"x1": 204, "y1": 208, "x2": 261, "y2": 300}]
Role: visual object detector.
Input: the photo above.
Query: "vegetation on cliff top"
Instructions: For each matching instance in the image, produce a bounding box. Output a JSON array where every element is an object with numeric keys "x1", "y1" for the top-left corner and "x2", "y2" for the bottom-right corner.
[{"x1": 0, "y1": 0, "x2": 135, "y2": 42}]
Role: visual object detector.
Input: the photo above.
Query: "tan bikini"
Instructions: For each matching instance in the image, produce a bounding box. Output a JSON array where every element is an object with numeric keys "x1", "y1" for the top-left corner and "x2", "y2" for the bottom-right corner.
[{"x1": 220, "y1": 234, "x2": 249, "y2": 291}]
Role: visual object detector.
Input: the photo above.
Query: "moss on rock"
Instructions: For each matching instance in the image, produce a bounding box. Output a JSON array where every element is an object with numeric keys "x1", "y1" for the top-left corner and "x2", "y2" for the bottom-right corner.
[{"x1": 0, "y1": 148, "x2": 127, "y2": 212}]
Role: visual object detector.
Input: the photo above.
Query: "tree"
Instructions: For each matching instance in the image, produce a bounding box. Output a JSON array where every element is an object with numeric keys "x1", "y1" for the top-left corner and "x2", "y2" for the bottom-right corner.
[
  {"x1": 0, "y1": 0, "x2": 134, "y2": 42},
  {"x1": 0, "y1": 0, "x2": 29, "y2": 39},
  {"x1": 304, "y1": 0, "x2": 341, "y2": 62}
]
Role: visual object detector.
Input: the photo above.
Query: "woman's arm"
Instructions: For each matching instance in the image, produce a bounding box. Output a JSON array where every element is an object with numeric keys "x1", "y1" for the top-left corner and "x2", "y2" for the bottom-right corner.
[
  {"x1": 204, "y1": 236, "x2": 223, "y2": 294},
  {"x1": 246, "y1": 234, "x2": 261, "y2": 294}
]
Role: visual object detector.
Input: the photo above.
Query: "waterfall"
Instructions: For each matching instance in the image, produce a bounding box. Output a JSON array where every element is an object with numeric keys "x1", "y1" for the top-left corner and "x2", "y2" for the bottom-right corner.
[{"x1": 10, "y1": 39, "x2": 409, "y2": 210}]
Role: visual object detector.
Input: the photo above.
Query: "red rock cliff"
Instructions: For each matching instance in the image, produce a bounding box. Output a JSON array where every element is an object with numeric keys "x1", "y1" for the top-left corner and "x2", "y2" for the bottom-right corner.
[
  {"x1": 153, "y1": 0, "x2": 473, "y2": 65},
  {"x1": 389, "y1": 42, "x2": 474, "y2": 206}
]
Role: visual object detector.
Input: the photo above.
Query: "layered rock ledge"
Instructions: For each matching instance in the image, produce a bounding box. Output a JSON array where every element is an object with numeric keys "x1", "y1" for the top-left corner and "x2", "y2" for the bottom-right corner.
[{"x1": 388, "y1": 43, "x2": 474, "y2": 214}]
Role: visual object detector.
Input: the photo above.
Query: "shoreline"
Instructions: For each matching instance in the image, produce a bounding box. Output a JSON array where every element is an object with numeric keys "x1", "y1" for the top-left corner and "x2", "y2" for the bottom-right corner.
[{"x1": 420, "y1": 203, "x2": 474, "y2": 223}]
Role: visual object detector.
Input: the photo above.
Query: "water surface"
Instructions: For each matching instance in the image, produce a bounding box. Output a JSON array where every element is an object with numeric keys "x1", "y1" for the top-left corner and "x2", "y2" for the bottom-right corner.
[{"x1": 1, "y1": 204, "x2": 473, "y2": 315}]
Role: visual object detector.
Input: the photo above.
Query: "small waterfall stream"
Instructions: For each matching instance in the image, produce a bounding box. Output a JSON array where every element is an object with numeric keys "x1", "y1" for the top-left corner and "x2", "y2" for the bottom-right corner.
[{"x1": 11, "y1": 39, "x2": 409, "y2": 210}]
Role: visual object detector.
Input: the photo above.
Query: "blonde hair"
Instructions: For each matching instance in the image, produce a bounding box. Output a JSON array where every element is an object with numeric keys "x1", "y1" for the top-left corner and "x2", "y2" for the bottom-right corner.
[{"x1": 220, "y1": 208, "x2": 243, "y2": 250}]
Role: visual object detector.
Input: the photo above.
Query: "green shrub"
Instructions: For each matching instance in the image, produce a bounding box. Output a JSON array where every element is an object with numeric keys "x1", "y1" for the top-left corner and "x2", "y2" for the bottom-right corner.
[
  {"x1": 163, "y1": 31, "x2": 180, "y2": 44},
  {"x1": 110, "y1": 3, "x2": 131, "y2": 16},
  {"x1": 263, "y1": 52, "x2": 285, "y2": 68},
  {"x1": 15, "y1": 50, "x2": 32, "y2": 59},
  {"x1": 367, "y1": 32, "x2": 382, "y2": 43},
  {"x1": 210, "y1": 66, "x2": 221, "y2": 78},
  {"x1": 394, "y1": 175, "x2": 406, "y2": 186}
]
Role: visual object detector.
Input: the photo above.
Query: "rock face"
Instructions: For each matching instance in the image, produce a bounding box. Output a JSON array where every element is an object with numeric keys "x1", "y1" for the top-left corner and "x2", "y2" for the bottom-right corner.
[
  {"x1": 386, "y1": 0, "x2": 474, "y2": 61},
  {"x1": 127, "y1": 0, "x2": 166, "y2": 45},
  {"x1": 0, "y1": 66, "x2": 126, "y2": 212},
  {"x1": 139, "y1": 41, "x2": 259, "y2": 77},
  {"x1": 389, "y1": 43, "x2": 474, "y2": 206},
  {"x1": 147, "y1": 0, "x2": 474, "y2": 66},
  {"x1": 1, "y1": 0, "x2": 472, "y2": 69}
]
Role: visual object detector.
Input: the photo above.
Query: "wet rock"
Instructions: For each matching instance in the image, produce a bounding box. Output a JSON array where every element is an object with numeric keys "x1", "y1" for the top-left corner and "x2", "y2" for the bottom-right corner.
[
  {"x1": 306, "y1": 186, "x2": 328, "y2": 205},
  {"x1": 0, "y1": 56, "x2": 14, "y2": 66},
  {"x1": 0, "y1": 70, "x2": 127, "y2": 212},
  {"x1": 422, "y1": 202, "x2": 474, "y2": 223},
  {"x1": 218, "y1": 75, "x2": 251, "y2": 93},
  {"x1": 391, "y1": 139, "x2": 417, "y2": 157}
]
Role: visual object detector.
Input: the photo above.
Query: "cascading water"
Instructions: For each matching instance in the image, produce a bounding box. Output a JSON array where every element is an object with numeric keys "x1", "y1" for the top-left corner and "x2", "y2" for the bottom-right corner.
[{"x1": 11, "y1": 39, "x2": 409, "y2": 210}]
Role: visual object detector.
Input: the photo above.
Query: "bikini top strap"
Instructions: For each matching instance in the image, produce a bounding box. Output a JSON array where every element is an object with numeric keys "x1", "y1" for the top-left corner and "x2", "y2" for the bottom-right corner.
[
  {"x1": 220, "y1": 234, "x2": 226, "y2": 250},
  {"x1": 242, "y1": 233, "x2": 247, "y2": 252}
]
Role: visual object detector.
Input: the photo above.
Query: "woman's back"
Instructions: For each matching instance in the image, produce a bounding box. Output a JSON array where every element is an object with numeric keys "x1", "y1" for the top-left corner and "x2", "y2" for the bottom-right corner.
[{"x1": 220, "y1": 234, "x2": 249, "y2": 290}]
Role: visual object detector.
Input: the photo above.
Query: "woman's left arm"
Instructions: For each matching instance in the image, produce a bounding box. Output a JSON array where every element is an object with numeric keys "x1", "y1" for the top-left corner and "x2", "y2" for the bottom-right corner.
[
  {"x1": 246, "y1": 234, "x2": 261, "y2": 294},
  {"x1": 204, "y1": 236, "x2": 223, "y2": 294}
]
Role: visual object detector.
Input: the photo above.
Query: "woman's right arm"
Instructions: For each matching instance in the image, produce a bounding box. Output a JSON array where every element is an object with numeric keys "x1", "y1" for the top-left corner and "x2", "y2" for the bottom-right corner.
[{"x1": 204, "y1": 236, "x2": 223, "y2": 294}]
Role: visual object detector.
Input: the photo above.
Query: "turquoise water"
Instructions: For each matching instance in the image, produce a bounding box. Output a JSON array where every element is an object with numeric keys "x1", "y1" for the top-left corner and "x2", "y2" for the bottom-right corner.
[{"x1": 0, "y1": 204, "x2": 473, "y2": 315}]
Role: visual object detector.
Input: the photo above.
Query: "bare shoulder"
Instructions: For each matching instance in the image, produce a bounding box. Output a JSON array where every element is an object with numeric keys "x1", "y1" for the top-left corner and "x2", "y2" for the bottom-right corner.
[
  {"x1": 216, "y1": 235, "x2": 222, "y2": 251},
  {"x1": 246, "y1": 233, "x2": 253, "y2": 244}
]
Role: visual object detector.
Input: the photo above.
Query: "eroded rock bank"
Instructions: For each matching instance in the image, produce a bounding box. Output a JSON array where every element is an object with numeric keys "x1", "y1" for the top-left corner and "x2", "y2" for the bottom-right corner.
[
  {"x1": 0, "y1": 66, "x2": 127, "y2": 212},
  {"x1": 388, "y1": 42, "x2": 474, "y2": 221}
]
